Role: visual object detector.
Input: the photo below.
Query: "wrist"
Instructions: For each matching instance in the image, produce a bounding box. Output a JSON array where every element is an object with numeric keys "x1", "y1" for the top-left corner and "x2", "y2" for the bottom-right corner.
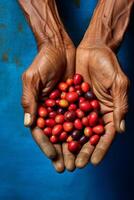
[
  {"x1": 80, "y1": 0, "x2": 133, "y2": 51},
  {"x1": 19, "y1": 0, "x2": 66, "y2": 49}
]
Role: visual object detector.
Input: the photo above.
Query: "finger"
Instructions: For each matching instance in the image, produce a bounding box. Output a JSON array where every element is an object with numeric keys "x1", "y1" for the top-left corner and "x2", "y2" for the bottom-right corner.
[
  {"x1": 63, "y1": 47, "x2": 75, "y2": 80},
  {"x1": 52, "y1": 144, "x2": 65, "y2": 173},
  {"x1": 91, "y1": 123, "x2": 115, "y2": 165},
  {"x1": 22, "y1": 72, "x2": 38, "y2": 127},
  {"x1": 31, "y1": 127, "x2": 57, "y2": 159},
  {"x1": 75, "y1": 142, "x2": 94, "y2": 168},
  {"x1": 62, "y1": 143, "x2": 75, "y2": 172},
  {"x1": 112, "y1": 73, "x2": 129, "y2": 133},
  {"x1": 76, "y1": 49, "x2": 92, "y2": 85}
]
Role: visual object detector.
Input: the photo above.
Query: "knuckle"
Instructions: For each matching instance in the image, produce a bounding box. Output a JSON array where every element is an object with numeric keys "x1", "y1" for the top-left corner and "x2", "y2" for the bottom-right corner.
[
  {"x1": 21, "y1": 89, "x2": 35, "y2": 111},
  {"x1": 123, "y1": 75, "x2": 130, "y2": 87},
  {"x1": 116, "y1": 74, "x2": 130, "y2": 93},
  {"x1": 22, "y1": 70, "x2": 32, "y2": 82},
  {"x1": 115, "y1": 101, "x2": 128, "y2": 115},
  {"x1": 24, "y1": 70, "x2": 32, "y2": 80},
  {"x1": 120, "y1": 74, "x2": 130, "y2": 90},
  {"x1": 21, "y1": 71, "x2": 26, "y2": 81},
  {"x1": 21, "y1": 94, "x2": 31, "y2": 109}
]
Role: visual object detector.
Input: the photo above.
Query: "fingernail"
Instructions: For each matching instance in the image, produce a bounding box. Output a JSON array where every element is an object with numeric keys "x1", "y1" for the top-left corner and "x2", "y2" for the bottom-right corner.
[
  {"x1": 53, "y1": 163, "x2": 65, "y2": 173},
  {"x1": 66, "y1": 161, "x2": 75, "y2": 172},
  {"x1": 24, "y1": 113, "x2": 31, "y2": 127},
  {"x1": 120, "y1": 120, "x2": 125, "y2": 132},
  {"x1": 91, "y1": 156, "x2": 99, "y2": 166},
  {"x1": 75, "y1": 158, "x2": 86, "y2": 168}
]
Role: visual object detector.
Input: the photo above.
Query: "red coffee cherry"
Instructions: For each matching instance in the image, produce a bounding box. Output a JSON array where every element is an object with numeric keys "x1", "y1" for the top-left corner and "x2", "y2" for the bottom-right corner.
[
  {"x1": 47, "y1": 107, "x2": 53, "y2": 113},
  {"x1": 45, "y1": 99, "x2": 55, "y2": 107},
  {"x1": 50, "y1": 135, "x2": 59, "y2": 144},
  {"x1": 90, "y1": 100, "x2": 100, "y2": 110},
  {"x1": 59, "y1": 132, "x2": 68, "y2": 142},
  {"x1": 43, "y1": 127, "x2": 52, "y2": 137},
  {"x1": 49, "y1": 111, "x2": 57, "y2": 119},
  {"x1": 38, "y1": 106, "x2": 48, "y2": 118},
  {"x1": 55, "y1": 99, "x2": 60, "y2": 105},
  {"x1": 61, "y1": 92, "x2": 67, "y2": 99},
  {"x1": 52, "y1": 124, "x2": 63, "y2": 136},
  {"x1": 90, "y1": 135, "x2": 100, "y2": 145},
  {"x1": 73, "y1": 74, "x2": 83, "y2": 85},
  {"x1": 68, "y1": 86, "x2": 75, "y2": 92},
  {"x1": 37, "y1": 117, "x2": 45, "y2": 129},
  {"x1": 76, "y1": 109, "x2": 85, "y2": 118},
  {"x1": 55, "y1": 114, "x2": 64, "y2": 124},
  {"x1": 66, "y1": 135, "x2": 73, "y2": 142},
  {"x1": 59, "y1": 99, "x2": 69, "y2": 108},
  {"x1": 66, "y1": 78, "x2": 74, "y2": 86},
  {"x1": 75, "y1": 85, "x2": 81, "y2": 90},
  {"x1": 92, "y1": 125, "x2": 104, "y2": 135},
  {"x1": 66, "y1": 92, "x2": 79, "y2": 103},
  {"x1": 68, "y1": 104, "x2": 77, "y2": 111},
  {"x1": 79, "y1": 97, "x2": 85, "y2": 103},
  {"x1": 45, "y1": 119, "x2": 55, "y2": 128},
  {"x1": 49, "y1": 89, "x2": 60, "y2": 99},
  {"x1": 58, "y1": 82, "x2": 68, "y2": 91},
  {"x1": 63, "y1": 122, "x2": 74, "y2": 132},
  {"x1": 68, "y1": 141, "x2": 81, "y2": 153},
  {"x1": 64, "y1": 111, "x2": 76, "y2": 122},
  {"x1": 81, "y1": 82, "x2": 90, "y2": 92},
  {"x1": 82, "y1": 117, "x2": 89, "y2": 126},
  {"x1": 88, "y1": 111, "x2": 98, "y2": 127},
  {"x1": 79, "y1": 101, "x2": 92, "y2": 112},
  {"x1": 74, "y1": 119, "x2": 83, "y2": 130},
  {"x1": 84, "y1": 127, "x2": 93, "y2": 137}
]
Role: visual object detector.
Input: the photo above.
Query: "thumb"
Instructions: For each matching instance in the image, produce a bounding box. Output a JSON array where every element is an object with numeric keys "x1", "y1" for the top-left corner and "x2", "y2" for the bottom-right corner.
[
  {"x1": 76, "y1": 48, "x2": 91, "y2": 84},
  {"x1": 112, "y1": 74, "x2": 129, "y2": 133},
  {"x1": 22, "y1": 72, "x2": 38, "y2": 127}
]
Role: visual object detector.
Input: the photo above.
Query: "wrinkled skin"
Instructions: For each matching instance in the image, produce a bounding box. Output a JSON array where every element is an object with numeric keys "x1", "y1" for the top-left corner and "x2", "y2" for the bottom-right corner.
[
  {"x1": 19, "y1": 0, "x2": 130, "y2": 172},
  {"x1": 19, "y1": 0, "x2": 76, "y2": 173},
  {"x1": 22, "y1": 45, "x2": 76, "y2": 172},
  {"x1": 22, "y1": 43, "x2": 76, "y2": 173},
  {"x1": 74, "y1": 45, "x2": 129, "y2": 168}
]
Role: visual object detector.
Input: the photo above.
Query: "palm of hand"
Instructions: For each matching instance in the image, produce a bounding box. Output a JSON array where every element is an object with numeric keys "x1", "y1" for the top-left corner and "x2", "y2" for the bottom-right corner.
[
  {"x1": 22, "y1": 44, "x2": 75, "y2": 173},
  {"x1": 75, "y1": 46, "x2": 129, "y2": 167},
  {"x1": 22, "y1": 45, "x2": 65, "y2": 100}
]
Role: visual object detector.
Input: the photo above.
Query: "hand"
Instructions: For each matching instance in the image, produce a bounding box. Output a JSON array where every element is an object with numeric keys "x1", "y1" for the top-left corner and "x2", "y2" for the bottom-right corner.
[
  {"x1": 75, "y1": 45, "x2": 129, "y2": 167},
  {"x1": 22, "y1": 42, "x2": 75, "y2": 172},
  {"x1": 19, "y1": 0, "x2": 77, "y2": 172}
]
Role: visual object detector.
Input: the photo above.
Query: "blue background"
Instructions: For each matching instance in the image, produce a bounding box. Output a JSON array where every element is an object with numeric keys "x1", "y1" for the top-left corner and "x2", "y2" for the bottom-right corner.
[{"x1": 0, "y1": 0, "x2": 134, "y2": 199}]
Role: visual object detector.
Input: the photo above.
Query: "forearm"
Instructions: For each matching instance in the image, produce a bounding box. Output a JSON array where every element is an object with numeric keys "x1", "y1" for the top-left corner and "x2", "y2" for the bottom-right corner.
[
  {"x1": 18, "y1": 0, "x2": 72, "y2": 49},
  {"x1": 82, "y1": 0, "x2": 133, "y2": 51}
]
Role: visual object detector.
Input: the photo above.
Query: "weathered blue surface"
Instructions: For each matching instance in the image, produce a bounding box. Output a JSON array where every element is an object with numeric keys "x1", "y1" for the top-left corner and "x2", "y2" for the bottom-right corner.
[{"x1": 0, "y1": 0, "x2": 134, "y2": 199}]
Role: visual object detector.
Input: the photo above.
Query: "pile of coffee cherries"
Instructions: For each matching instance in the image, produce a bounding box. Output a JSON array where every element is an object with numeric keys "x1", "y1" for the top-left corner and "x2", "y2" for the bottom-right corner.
[{"x1": 36, "y1": 74, "x2": 104, "y2": 154}]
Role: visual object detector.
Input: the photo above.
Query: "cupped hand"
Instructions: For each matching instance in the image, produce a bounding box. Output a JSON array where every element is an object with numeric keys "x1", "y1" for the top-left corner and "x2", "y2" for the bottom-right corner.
[
  {"x1": 19, "y1": 0, "x2": 77, "y2": 173},
  {"x1": 22, "y1": 43, "x2": 75, "y2": 172},
  {"x1": 75, "y1": 45, "x2": 129, "y2": 168}
]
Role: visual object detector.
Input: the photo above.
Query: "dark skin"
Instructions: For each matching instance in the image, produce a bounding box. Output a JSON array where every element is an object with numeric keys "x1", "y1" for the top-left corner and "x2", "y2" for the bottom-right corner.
[
  {"x1": 19, "y1": 0, "x2": 133, "y2": 172},
  {"x1": 75, "y1": 45, "x2": 129, "y2": 167},
  {"x1": 74, "y1": 0, "x2": 133, "y2": 167},
  {"x1": 19, "y1": 0, "x2": 76, "y2": 172}
]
